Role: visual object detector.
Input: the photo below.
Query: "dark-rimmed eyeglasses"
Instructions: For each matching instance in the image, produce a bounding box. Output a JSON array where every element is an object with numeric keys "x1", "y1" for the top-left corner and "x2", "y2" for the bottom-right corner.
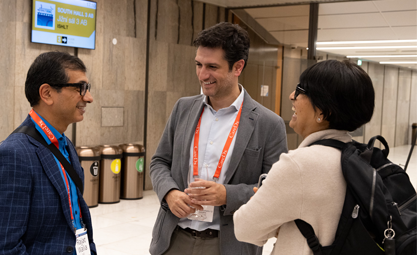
[
  {"x1": 294, "y1": 84, "x2": 306, "y2": 100},
  {"x1": 49, "y1": 82, "x2": 91, "y2": 96}
]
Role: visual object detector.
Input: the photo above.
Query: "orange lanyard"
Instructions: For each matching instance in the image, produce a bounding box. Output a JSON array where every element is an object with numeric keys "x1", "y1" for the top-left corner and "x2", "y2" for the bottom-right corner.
[
  {"x1": 193, "y1": 102, "x2": 244, "y2": 180},
  {"x1": 29, "y1": 109, "x2": 79, "y2": 222}
]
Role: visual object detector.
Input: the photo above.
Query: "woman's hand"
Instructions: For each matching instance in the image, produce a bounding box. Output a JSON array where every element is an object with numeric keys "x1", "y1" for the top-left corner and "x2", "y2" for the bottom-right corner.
[{"x1": 250, "y1": 187, "x2": 259, "y2": 200}]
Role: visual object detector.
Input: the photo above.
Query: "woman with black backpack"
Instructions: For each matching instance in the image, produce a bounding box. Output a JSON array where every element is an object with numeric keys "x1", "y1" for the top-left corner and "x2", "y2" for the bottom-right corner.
[{"x1": 233, "y1": 60, "x2": 377, "y2": 255}]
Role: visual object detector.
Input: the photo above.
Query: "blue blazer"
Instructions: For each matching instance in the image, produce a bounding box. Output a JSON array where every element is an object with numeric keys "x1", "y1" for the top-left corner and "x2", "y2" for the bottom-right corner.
[{"x1": 0, "y1": 116, "x2": 96, "y2": 255}]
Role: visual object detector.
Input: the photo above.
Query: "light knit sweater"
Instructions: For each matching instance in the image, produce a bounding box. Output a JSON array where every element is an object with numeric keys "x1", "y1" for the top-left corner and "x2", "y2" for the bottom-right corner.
[{"x1": 234, "y1": 129, "x2": 352, "y2": 255}]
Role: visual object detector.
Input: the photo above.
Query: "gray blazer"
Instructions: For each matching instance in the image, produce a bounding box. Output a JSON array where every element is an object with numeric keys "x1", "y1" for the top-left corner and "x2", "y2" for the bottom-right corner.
[{"x1": 149, "y1": 91, "x2": 288, "y2": 255}]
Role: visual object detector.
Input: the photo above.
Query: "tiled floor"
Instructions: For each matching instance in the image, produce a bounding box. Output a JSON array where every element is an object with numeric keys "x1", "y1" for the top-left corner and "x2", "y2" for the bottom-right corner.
[{"x1": 91, "y1": 145, "x2": 417, "y2": 255}]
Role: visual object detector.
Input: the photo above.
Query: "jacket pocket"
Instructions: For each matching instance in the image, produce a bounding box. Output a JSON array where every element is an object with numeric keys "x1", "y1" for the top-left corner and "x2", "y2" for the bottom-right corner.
[
  {"x1": 244, "y1": 147, "x2": 262, "y2": 157},
  {"x1": 233, "y1": 148, "x2": 263, "y2": 183}
]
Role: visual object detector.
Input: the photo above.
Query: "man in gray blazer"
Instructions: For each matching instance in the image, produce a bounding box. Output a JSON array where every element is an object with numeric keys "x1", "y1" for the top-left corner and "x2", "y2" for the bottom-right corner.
[{"x1": 149, "y1": 22, "x2": 288, "y2": 255}]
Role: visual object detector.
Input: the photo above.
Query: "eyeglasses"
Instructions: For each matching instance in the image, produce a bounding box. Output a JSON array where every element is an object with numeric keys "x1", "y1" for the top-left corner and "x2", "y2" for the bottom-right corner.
[
  {"x1": 294, "y1": 84, "x2": 306, "y2": 100},
  {"x1": 49, "y1": 82, "x2": 91, "y2": 96}
]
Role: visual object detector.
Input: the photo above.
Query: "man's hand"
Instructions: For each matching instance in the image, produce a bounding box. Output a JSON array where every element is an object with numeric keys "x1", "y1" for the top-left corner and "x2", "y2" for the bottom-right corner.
[
  {"x1": 165, "y1": 190, "x2": 203, "y2": 218},
  {"x1": 185, "y1": 178, "x2": 227, "y2": 206}
]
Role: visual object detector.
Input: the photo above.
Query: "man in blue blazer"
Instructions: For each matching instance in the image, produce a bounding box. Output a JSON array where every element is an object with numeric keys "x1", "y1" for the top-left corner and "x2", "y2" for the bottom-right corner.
[
  {"x1": 0, "y1": 52, "x2": 96, "y2": 254},
  {"x1": 149, "y1": 22, "x2": 288, "y2": 255}
]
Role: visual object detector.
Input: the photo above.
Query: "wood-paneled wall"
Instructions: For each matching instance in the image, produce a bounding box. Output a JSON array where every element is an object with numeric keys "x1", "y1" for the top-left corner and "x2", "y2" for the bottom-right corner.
[
  {"x1": 145, "y1": 0, "x2": 226, "y2": 189},
  {"x1": 1, "y1": 0, "x2": 414, "y2": 190},
  {"x1": 0, "y1": 0, "x2": 225, "y2": 190}
]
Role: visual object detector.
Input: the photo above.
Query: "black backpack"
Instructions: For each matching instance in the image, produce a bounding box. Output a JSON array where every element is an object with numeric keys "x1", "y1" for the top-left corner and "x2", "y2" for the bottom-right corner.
[{"x1": 295, "y1": 135, "x2": 417, "y2": 255}]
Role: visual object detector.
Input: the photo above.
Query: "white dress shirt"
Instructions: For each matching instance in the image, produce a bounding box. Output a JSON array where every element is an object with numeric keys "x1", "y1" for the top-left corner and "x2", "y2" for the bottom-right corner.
[{"x1": 178, "y1": 85, "x2": 245, "y2": 231}]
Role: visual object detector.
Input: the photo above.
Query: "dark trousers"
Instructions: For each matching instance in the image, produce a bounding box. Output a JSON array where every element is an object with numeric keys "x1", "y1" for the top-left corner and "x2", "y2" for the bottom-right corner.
[{"x1": 163, "y1": 227, "x2": 221, "y2": 255}]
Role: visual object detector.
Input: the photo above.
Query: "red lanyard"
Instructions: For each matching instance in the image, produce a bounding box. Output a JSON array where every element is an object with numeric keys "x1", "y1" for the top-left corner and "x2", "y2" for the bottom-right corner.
[
  {"x1": 29, "y1": 109, "x2": 79, "y2": 222},
  {"x1": 193, "y1": 102, "x2": 244, "y2": 180}
]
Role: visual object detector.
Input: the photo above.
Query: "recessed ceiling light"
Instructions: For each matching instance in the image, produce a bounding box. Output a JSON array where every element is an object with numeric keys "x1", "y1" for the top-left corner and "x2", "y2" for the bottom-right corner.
[
  {"x1": 347, "y1": 55, "x2": 417, "y2": 58},
  {"x1": 317, "y1": 40, "x2": 417, "y2": 45},
  {"x1": 317, "y1": 46, "x2": 417, "y2": 50}
]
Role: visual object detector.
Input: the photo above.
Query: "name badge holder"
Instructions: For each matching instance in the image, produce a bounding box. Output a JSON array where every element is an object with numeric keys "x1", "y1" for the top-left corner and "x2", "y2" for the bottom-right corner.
[{"x1": 75, "y1": 228, "x2": 91, "y2": 255}]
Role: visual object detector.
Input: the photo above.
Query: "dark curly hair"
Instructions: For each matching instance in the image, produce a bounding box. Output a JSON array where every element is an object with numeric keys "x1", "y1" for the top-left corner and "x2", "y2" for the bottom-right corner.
[{"x1": 193, "y1": 22, "x2": 250, "y2": 71}]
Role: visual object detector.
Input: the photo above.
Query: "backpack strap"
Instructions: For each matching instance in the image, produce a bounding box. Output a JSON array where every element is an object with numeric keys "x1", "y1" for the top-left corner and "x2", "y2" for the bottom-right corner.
[
  {"x1": 303, "y1": 140, "x2": 364, "y2": 255},
  {"x1": 13, "y1": 125, "x2": 84, "y2": 194},
  {"x1": 329, "y1": 189, "x2": 366, "y2": 255},
  {"x1": 311, "y1": 136, "x2": 389, "y2": 164},
  {"x1": 309, "y1": 139, "x2": 348, "y2": 151},
  {"x1": 359, "y1": 136, "x2": 389, "y2": 164},
  {"x1": 295, "y1": 195, "x2": 358, "y2": 255},
  {"x1": 366, "y1": 135, "x2": 389, "y2": 158},
  {"x1": 295, "y1": 219, "x2": 323, "y2": 255}
]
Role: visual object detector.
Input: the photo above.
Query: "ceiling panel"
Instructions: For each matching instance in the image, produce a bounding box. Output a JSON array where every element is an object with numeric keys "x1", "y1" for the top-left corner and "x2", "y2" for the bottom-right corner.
[
  {"x1": 318, "y1": 13, "x2": 388, "y2": 29},
  {"x1": 245, "y1": 5, "x2": 309, "y2": 18},
  {"x1": 391, "y1": 26, "x2": 417, "y2": 39},
  {"x1": 199, "y1": 0, "x2": 417, "y2": 69},
  {"x1": 257, "y1": 16, "x2": 309, "y2": 30},
  {"x1": 319, "y1": 1, "x2": 378, "y2": 15},
  {"x1": 270, "y1": 30, "x2": 308, "y2": 46},
  {"x1": 318, "y1": 27, "x2": 395, "y2": 41},
  {"x1": 197, "y1": 0, "x2": 344, "y2": 8},
  {"x1": 382, "y1": 11, "x2": 417, "y2": 27},
  {"x1": 374, "y1": 0, "x2": 417, "y2": 12}
]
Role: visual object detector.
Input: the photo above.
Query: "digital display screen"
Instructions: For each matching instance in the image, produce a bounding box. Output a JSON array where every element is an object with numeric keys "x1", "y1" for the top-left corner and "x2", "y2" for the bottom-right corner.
[{"x1": 31, "y1": 0, "x2": 97, "y2": 49}]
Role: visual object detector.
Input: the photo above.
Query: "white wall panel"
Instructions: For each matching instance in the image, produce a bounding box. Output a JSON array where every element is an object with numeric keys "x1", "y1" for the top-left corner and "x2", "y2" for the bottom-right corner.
[
  {"x1": 395, "y1": 69, "x2": 412, "y2": 146},
  {"x1": 381, "y1": 66, "x2": 399, "y2": 148}
]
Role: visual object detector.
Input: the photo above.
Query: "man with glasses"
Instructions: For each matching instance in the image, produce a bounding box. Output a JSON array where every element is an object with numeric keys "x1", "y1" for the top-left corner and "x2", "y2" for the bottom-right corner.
[{"x1": 0, "y1": 51, "x2": 96, "y2": 254}]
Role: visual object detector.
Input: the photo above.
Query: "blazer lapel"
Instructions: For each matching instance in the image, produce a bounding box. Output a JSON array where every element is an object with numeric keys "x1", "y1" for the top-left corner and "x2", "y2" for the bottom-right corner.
[
  {"x1": 36, "y1": 144, "x2": 74, "y2": 230},
  {"x1": 67, "y1": 141, "x2": 91, "y2": 220},
  {"x1": 21, "y1": 115, "x2": 75, "y2": 230},
  {"x1": 224, "y1": 91, "x2": 258, "y2": 184},
  {"x1": 181, "y1": 96, "x2": 205, "y2": 188}
]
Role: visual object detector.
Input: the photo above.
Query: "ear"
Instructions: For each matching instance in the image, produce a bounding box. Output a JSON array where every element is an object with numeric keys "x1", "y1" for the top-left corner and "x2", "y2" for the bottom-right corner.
[
  {"x1": 315, "y1": 111, "x2": 324, "y2": 123},
  {"x1": 38, "y1": 84, "x2": 55, "y2": 106},
  {"x1": 233, "y1": 59, "x2": 245, "y2": 77}
]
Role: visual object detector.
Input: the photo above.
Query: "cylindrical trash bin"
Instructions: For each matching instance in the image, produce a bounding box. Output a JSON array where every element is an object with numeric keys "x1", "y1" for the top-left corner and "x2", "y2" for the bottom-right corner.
[
  {"x1": 76, "y1": 146, "x2": 101, "y2": 208},
  {"x1": 120, "y1": 144, "x2": 146, "y2": 199},
  {"x1": 99, "y1": 145, "x2": 123, "y2": 204}
]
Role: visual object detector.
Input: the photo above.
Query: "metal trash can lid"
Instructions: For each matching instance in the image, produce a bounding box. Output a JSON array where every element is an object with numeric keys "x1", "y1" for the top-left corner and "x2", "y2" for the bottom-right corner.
[
  {"x1": 120, "y1": 144, "x2": 145, "y2": 156},
  {"x1": 99, "y1": 145, "x2": 123, "y2": 159},
  {"x1": 76, "y1": 146, "x2": 101, "y2": 157}
]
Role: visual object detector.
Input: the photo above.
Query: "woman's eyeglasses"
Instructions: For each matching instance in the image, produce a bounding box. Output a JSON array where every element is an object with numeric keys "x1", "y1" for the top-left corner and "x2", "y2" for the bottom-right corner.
[
  {"x1": 294, "y1": 84, "x2": 306, "y2": 100},
  {"x1": 49, "y1": 82, "x2": 91, "y2": 96}
]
